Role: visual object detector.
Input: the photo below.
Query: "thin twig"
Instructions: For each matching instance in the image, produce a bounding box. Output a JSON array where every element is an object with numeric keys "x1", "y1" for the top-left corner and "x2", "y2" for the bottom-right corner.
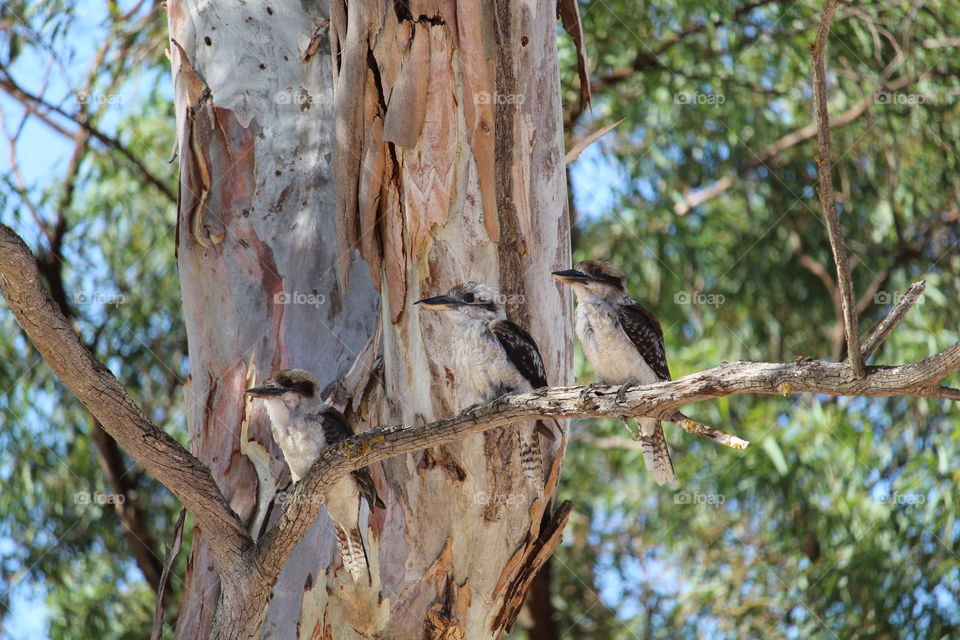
[
  {"x1": 858, "y1": 280, "x2": 926, "y2": 362},
  {"x1": 0, "y1": 64, "x2": 176, "y2": 203},
  {"x1": 812, "y1": 0, "x2": 864, "y2": 377},
  {"x1": 675, "y1": 417, "x2": 750, "y2": 450}
]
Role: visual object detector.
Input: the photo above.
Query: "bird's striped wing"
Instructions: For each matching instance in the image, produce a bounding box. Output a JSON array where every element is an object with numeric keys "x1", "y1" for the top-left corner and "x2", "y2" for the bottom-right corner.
[
  {"x1": 490, "y1": 319, "x2": 551, "y2": 485},
  {"x1": 619, "y1": 303, "x2": 676, "y2": 484},
  {"x1": 489, "y1": 319, "x2": 548, "y2": 389},
  {"x1": 617, "y1": 302, "x2": 671, "y2": 381},
  {"x1": 318, "y1": 407, "x2": 385, "y2": 510}
]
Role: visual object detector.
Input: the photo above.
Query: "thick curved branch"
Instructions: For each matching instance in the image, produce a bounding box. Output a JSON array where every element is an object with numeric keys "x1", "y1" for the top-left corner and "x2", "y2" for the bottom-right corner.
[
  {"x1": 0, "y1": 224, "x2": 251, "y2": 568},
  {"x1": 812, "y1": 0, "x2": 863, "y2": 377},
  {"x1": 6, "y1": 216, "x2": 957, "y2": 638}
]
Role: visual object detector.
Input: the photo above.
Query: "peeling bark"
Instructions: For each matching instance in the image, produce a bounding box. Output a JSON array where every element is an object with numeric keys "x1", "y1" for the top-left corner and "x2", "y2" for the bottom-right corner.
[
  {"x1": 324, "y1": 1, "x2": 571, "y2": 637},
  {"x1": 167, "y1": 0, "x2": 570, "y2": 637},
  {"x1": 168, "y1": 1, "x2": 380, "y2": 636}
]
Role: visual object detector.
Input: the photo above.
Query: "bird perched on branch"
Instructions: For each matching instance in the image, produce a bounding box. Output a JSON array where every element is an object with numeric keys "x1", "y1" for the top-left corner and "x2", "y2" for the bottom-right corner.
[
  {"x1": 246, "y1": 368, "x2": 384, "y2": 582},
  {"x1": 416, "y1": 281, "x2": 553, "y2": 485},
  {"x1": 553, "y1": 261, "x2": 676, "y2": 486}
]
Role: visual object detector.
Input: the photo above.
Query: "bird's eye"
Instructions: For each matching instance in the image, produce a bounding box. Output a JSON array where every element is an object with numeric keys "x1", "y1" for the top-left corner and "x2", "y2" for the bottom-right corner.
[
  {"x1": 281, "y1": 379, "x2": 293, "y2": 388},
  {"x1": 592, "y1": 268, "x2": 603, "y2": 276},
  {"x1": 463, "y1": 292, "x2": 475, "y2": 303}
]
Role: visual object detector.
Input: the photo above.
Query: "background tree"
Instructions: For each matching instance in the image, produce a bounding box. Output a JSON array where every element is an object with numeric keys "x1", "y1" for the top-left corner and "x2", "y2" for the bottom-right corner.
[
  {"x1": 552, "y1": 1, "x2": 960, "y2": 638},
  {"x1": 1, "y1": 1, "x2": 184, "y2": 636},
  {"x1": 1, "y1": 1, "x2": 958, "y2": 639}
]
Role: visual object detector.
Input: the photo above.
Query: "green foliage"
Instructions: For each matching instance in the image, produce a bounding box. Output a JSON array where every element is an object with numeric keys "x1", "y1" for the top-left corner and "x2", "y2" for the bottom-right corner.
[
  {"x1": 1, "y1": 1, "x2": 183, "y2": 637},
  {"x1": 553, "y1": 1, "x2": 960, "y2": 638}
]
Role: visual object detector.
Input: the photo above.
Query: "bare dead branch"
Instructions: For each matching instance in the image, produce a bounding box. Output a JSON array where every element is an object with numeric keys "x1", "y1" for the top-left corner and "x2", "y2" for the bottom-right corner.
[
  {"x1": 558, "y1": 0, "x2": 590, "y2": 109},
  {"x1": 0, "y1": 224, "x2": 251, "y2": 569},
  {"x1": 812, "y1": 0, "x2": 863, "y2": 377},
  {"x1": 858, "y1": 280, "x2": 926, "y2": 362},
  {"x1": 565, "y1": 118, "x2": 624, "y2": 165},
  {"x1": 675, "y1": 416, "x2": 749, "y2": 449},
  {"x1": 0, "y1": 64, "x2": 177, "y2": 203}
]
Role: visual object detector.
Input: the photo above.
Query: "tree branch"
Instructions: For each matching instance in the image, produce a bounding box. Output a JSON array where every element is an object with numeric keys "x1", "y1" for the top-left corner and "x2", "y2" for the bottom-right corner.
[
  {"x1": 0, "y1": 224, "x2": 251, "y2": 569},
  {"x1": 673, "y1": 68, "x2": 920, "y2": 215},
  {"x1": 0, "y1": 64, "x2": 177, "y2": 203},
  {"x1": 5, "y1": 216, "x2": 958, "y2": 638},
  {"x1": 812, "y1": 0, "x2": 863, "y2": 377},
  {"x1": 569, "y1": 0, "x2": 789, "y2": 124},
  {"x1": 254, "y1": 341, "x2": 960, "y2": 589},
  {"x1": 858, "y1": 280, "x2": 926, "y2": 363}
]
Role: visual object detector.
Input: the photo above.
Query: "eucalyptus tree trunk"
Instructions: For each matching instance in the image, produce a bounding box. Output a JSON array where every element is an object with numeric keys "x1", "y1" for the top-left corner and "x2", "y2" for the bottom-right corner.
[{"x1": 168, "y1": 1, "x2": 571, "y2": 637}]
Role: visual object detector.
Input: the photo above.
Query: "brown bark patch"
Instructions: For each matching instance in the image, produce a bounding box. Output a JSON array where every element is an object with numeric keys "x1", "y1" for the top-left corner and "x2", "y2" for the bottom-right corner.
[
  {"x1": 456, "y1": 0, "x2": 498, "y2": 241},
  {"x1": 425, "y1": 574, "x2": 471, "y2": 640},
  {"x1": 490, "y1": 500, "x2": 572, "y2": 633},
  {"x1": 383, "y1": 21, "x2": 430, "y2": 148},
  {"x1": 481, "y1": 427, "x2": 516, "y2": 522},
  {"x1": 417, "y1": 447, "x2": 466, "y2": 482}
]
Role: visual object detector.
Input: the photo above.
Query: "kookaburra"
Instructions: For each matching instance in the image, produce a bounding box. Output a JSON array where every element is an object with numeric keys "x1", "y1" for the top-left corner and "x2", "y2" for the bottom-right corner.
[
  {"x1": 415, "y1": 281, "x2": 551, "y2": 485},
  {"x1": 246, "y1": 368, "x2": 385, "y2": 582},
  {"x1": 553, "y1": 261, "x2": 676, "y2": 486}
]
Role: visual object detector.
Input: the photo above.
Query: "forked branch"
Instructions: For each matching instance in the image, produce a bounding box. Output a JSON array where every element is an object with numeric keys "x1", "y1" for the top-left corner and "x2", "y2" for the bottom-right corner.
[
  {"x1": 812, "y1": 0, "x2": 864, "y2": 377},
  {"x1": 256, "y1": 346, "x2": 960, "y2": 582}
]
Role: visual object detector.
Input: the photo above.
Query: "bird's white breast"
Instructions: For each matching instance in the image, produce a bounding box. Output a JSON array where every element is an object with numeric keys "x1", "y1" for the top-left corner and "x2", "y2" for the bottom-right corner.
[
  {"x1": 575, "y1": 302, "x2": 658, "y2": 385},
  {"x1": 267, "y1": 404, "x2": 326, "y2": 482},
  {"x1": 453, "y1": 319, "x2": 531, "y2": 405}
]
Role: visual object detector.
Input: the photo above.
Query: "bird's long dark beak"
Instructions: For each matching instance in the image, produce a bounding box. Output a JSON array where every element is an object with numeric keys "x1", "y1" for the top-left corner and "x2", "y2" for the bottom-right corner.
[
  {"x1": 414, "y1": 295, "x2": 463, "y2": 310},
  {"x1": 551, "y1": 269, "x2": 591, "y2": 284},
  {"x1": 245, "y1": 384, "x2": 284, "y2": 398}
]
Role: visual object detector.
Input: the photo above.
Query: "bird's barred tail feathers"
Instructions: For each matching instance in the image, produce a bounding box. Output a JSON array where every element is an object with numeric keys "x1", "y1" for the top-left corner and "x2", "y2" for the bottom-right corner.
[
  {"x1": 335, "y1": 525, "x2": 370, "y2": 584},
  {"x1": 517, "y1": 427, "x2": 544, "y2": 487},
  {"x1": 640, "y1": 420, "x2": 676, "y2": 486}
]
